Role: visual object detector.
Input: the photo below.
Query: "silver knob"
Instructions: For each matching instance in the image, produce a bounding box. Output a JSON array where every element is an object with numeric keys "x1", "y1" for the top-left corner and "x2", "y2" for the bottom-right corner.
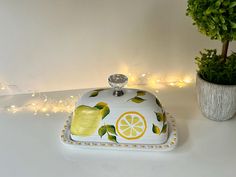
[{"x1": 108, "y1": 74, "x2": 128, "y2": 97}]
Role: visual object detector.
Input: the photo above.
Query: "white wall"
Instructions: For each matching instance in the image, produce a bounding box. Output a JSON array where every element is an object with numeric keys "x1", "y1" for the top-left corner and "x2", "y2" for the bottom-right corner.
[{"x1": 0, "y1": 0, "x2": 235, "y2": 93}]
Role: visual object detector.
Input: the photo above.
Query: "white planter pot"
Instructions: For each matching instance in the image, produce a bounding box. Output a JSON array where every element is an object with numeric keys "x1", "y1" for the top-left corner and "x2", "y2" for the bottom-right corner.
[{"x1": 196, "y1": 74, "x2": 236, "y2": 121}]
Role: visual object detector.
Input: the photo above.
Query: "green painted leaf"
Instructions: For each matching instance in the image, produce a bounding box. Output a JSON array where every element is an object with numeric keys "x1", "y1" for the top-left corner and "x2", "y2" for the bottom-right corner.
[
  {"x1": 108, "y1": 134, "x2": 118, "y2": 143},
  {"x1": 98, "y1": 126, "x2": 107, "y2": 138},
  {"x1": 137, "y1": 90, "x2": 146, "y2": 96},
  {"x1": 101, "y1": 106, "x2": 110, "y2": 119},
  {"x1": 161, "y1": 124, "x2": 168, "y2": 134},
  {"x1": 155, "y1": 112, "x2": 163, "y2": 122},
  {"x1": 155, "y1": 98, "x2": 162, "y2": 108},
  {"x1": 163, "y1": 112, "x2": 167, "y2": 123},
  {"x1": 94, "y1": 102, "x2": 110, "y2": 119},
  {"x1": 89, "y1": 91, "x2": 99, "y2": 97},
  {"x1": 94, "y1": 102, "x2": 107, "y2": 110},
  {"x1": 152, "y1": 124, "x2": 161, "y2": 134},
  {"x1": 130, "y1": 97, "x2": 145, "y2": 103},
  {"x1": 94, "y1": 89, "x2": 105, "y2": 92},
  {"x1": 89, "y1": 89, "x2": 105, "y2": 97},
  {"x1": 106, "y1": 125, "x2": 117, "y2": 135}
]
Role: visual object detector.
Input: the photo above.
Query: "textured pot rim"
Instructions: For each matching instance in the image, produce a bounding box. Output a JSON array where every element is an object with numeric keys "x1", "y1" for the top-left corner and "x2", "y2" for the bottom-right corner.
[{"x1": 196, "y1": 73, "x2": 236, "y2": 88}]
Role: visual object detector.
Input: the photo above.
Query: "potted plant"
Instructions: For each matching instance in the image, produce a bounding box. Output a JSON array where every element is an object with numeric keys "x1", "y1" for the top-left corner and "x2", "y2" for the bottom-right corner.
[{"x1": 186, "y1": 0, "x2": 236, "y2": 121}]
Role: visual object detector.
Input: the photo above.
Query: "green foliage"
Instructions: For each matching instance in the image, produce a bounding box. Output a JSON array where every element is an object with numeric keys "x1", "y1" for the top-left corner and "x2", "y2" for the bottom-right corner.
[
  {"x1": 186, "y1": 0, "x2": 236, "y2": 41},
  {"x1": 98, "y1": 125, "x2": 107, "y2": 138},
  {"x1": 137, "y1": 90, "x2": 146, "y2": 96},
  {"x1": 196, "y1": 49, "x2": 236, "y2": 85},
  {"x1": 152, "y1": 124, "x2": 160, "y2": 134},
  {"x1": 161, "y1": 124, "x2": 168, "y2": 134},
  {"x1": 155, "y1": 98, "x2": 162, "y2": 108},
  {"x1": 98, "y1": 125, "x2": 118, "y2": 143}
]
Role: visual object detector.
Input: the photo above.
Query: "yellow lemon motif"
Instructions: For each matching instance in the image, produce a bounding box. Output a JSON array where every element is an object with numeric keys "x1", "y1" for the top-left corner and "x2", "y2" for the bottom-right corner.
[
  {"x1": 116, "y1": 112, "x2": 147, "y2": 140},
  {"x1": 70, "y1": 102, "x2": 110, "y2": 137}
]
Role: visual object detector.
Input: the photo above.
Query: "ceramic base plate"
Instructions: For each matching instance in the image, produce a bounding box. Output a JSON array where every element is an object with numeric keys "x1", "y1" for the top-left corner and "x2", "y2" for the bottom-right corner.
[{"x1": 60, "y1": 112, "x2": 178, "y2": 151}]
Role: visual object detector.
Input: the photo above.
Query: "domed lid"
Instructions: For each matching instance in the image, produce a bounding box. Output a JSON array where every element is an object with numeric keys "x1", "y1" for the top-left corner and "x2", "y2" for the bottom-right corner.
[{"x1": 70, "y1": 74, "x2": 168, "y2": 145}]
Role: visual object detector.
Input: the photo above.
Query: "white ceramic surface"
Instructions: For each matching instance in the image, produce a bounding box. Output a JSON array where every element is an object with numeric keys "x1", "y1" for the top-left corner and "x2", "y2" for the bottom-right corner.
[
  {"x1": 70, "y1": 88, "x2": 168, "y2": 145},
  {"x1": 61, "y1": 112, "x2": 177, "y2": 151}
]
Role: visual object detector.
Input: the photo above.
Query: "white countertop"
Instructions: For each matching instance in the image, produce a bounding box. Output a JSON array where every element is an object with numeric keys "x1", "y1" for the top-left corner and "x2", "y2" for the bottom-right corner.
[{"x1": 0, "y1": 86, "x2": 235, "y2": 177}]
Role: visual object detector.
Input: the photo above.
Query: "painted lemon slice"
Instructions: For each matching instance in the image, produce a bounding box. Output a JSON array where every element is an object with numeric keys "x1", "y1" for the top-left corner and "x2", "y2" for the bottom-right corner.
[{"x1": 116, "y1": 112, "x2": 147, "y2": 140}]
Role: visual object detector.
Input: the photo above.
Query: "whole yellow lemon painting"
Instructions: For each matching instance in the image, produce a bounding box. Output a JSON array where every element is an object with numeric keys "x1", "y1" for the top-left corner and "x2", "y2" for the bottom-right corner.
[{"x1": 70, "y1": 102, "x2": 110, "y2": 136}]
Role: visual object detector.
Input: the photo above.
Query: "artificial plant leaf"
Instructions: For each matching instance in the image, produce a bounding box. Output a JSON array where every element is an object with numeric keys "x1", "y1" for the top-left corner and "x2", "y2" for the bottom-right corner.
[
  {"x1": 108, "y1": 134, "x2": 118, "y2": 143},
  {"x1": 229, "y1": 2, "x2": 236, "y2": 8},
  {"x1": 231, "y1": 22, "x2": 236, "y2": 29},
  {"x1": 130, "y1": 97, "x2": 145, "y2": 103},
  {"x1": 98, "y1": 126, "x2": 107, "y2": 138},
  {"x1": 106, "y1": 125, "x2": 117, "y2": 135},
  {"x1": 152, "y1": 124, "x2": 161, "y2": 134},
  {"x1": 155, "y1": 112, "x2": 164, "y2": 122},
  {"x1": 215, "y1": 0, "x2": 221, "y2": 7},
  {"x1": 205, "y1": 7, "x2": 213, "y2": 15},
  {"x1": 161, "y1": 124, "x2": 168, "y2": 134},
  {"x1": 222, "y1": 25, "x2": 227, "y2": 30},
  {"x1": 223, "y1": 1, "x2": 230, "y2": 6},
  {"x1": 155, "y1": 98, "x2": 162, "y2": 108},
  {"x1": 186, "y1": 0, "x2": 236, "y2": 42},
  {"x1": 137, "y1": 90, "x2": 146, "y2": 96}
]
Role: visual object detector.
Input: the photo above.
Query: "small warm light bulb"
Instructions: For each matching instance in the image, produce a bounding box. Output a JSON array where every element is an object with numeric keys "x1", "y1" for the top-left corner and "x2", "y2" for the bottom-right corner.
[
  {"x1": 183, "y1": 77, "x2": 192, "y2": 84},
  {"x1": 141, "y1": 73, "x2": 146, "y2": 77},
  {"x1": 177, "y1": 82, "x2": 184, "y2": 88},
  {"x1": 130, "y1": 76, "x2": 136, "y2": 82},
  {"x1": 42, "y1": 107, "x2": 47, "y2": 112}
]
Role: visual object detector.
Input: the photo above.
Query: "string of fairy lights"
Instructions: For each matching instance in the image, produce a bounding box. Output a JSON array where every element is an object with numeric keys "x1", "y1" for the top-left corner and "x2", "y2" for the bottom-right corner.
[
  {"x1": 126, "y1": 72, "x2": 193, "y2": 93},
  {"x1": 4, "y1": 93, "x2": 80, "y2": 116},
  {"x1": 0, "y1": 73, "x2": 194, "y2": 116}
]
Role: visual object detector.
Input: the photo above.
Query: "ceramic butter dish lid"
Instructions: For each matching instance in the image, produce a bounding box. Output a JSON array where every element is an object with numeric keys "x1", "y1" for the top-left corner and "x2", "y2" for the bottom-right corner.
[{"x1": 69, "y1": 74, "x2": 170, "y2": 145}]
